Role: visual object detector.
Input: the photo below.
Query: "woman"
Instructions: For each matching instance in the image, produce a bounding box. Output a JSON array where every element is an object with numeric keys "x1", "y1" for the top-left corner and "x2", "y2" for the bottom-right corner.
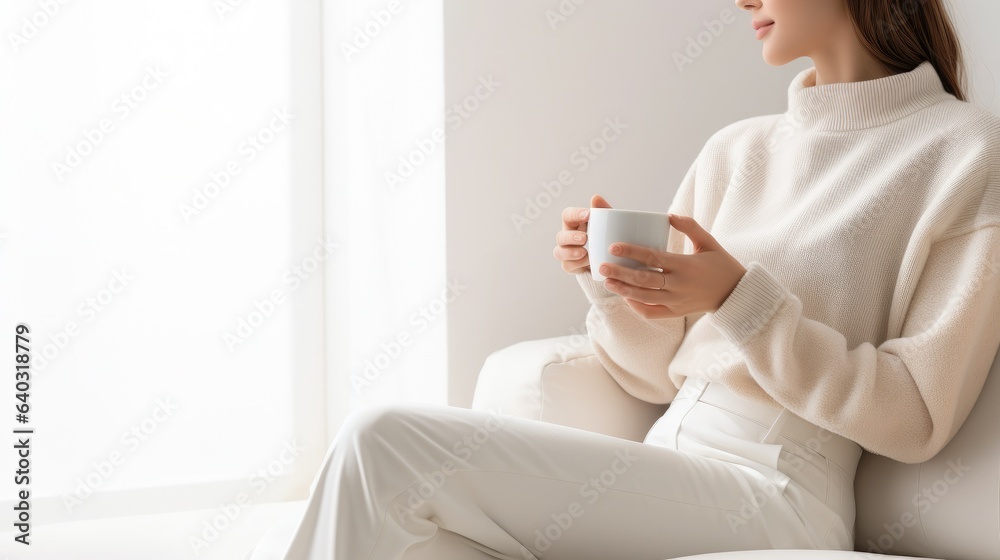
[{"x1": 250, "y1": 0, "x2": 1000, "y2": 558}]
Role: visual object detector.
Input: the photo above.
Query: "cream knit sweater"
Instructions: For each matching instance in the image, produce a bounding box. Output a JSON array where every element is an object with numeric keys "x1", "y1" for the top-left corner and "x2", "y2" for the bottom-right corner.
[{"x1": 576, "y1": 61, "x2": 1000, "y2": 464}]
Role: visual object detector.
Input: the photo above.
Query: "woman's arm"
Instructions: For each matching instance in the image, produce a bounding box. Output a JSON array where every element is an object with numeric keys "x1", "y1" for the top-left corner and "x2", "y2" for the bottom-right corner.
[
  {"x1": 709, "y1": 222, "x2": 1000, "y2": 463},
  {"x1": 575, "y1": 160, "x2": 699, "y2": 405}
]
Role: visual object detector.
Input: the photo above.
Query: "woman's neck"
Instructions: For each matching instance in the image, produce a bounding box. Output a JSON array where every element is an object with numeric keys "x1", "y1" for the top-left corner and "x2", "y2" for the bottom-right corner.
[{"x1": 808, "y1": 38, "x2": 896, "y2": 86}]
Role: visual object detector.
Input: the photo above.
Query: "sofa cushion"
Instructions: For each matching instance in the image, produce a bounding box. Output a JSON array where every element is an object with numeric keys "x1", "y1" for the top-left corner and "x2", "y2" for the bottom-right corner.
[{"x1": 673, "y1": 550, "x2": 942, "y2": 559}]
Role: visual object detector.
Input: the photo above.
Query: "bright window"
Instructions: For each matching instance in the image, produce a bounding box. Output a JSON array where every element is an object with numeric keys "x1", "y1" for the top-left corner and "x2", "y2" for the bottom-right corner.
[{"x1": 0, "y1": 0, "x2": 325, "y2": 521}]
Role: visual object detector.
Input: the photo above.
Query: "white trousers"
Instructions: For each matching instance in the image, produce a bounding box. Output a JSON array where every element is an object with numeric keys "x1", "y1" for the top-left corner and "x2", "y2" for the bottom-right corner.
[{"x1": 248, "y1": 378, "x2": 859, "y2": 560}]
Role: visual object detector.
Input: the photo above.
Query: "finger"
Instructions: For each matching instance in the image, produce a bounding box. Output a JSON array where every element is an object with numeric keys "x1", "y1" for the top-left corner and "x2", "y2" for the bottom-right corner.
[
  {"x1": 553, "y1": 245, "x2": 589, "y2": 263},
  {"x1": 599, "y1": 262, "x2": 667, "y2": 291},
  {"x1": 561, "y1": 207, "x2": 590, "y2": 230},
  {"x1": 668, "y1": 214, "x2": 719, "y2": 252},
  {"x1": 607, "y1": 242, "x2": 678, "y2": 270},
  {"x1": 621, "y1": 297, "x2": 682, "y2": 320},
  {"x1": 561, "y1": 258, "x2": 589, "y2": 274},
  {"x1": 591, "y1": 194, "x2": 612, "y2": 209},
  {"x1": 602, "y1": 275, "x2": 666, "y2": 305},
  {"x1": 556, "y1": 230, "x2": 587, "y2": 247}
]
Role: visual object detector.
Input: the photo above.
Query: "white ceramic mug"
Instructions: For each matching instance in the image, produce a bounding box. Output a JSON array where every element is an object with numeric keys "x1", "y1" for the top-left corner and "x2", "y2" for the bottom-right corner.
[{"x1": 585, "y1": 208, "x2": 671, "y2": 282}]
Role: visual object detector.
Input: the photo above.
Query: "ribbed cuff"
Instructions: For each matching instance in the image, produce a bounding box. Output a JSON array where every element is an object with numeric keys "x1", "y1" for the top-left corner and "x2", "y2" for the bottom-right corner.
[
  {"x1": 575, "y1": 270, "x2": 618, "y2": 302},
  {"x1": 708, "y1": 262, "x2": 788, "y2": 345}
]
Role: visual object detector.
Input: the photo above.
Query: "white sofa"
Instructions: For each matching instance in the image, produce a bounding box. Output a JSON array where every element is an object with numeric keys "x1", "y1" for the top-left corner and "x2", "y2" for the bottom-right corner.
[
  {"x1": 10, "y1": 334, "x2": 995, "y2": 560},
  {"x1": 471, "y1": 334, "x2": 1000, "y2": 560}
]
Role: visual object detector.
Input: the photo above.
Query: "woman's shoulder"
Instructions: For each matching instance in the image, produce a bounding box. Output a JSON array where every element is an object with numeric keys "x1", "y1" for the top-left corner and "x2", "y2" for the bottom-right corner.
[
  {"x1": 702, "y1": 101, "x2": 1000, "y2": 162},
  {"x1": 936, "y1": 96, "x2": 1000, "y2": 125},
  {"x1": 927, "y1": 101, "x2": 1000, "y2": 208},
  {"x1": 912, "y1": 99, "x2": 1000, "y2": 237},
  {"x1": 926, "y1": 98, "x2": 1000, "y2": 153}
]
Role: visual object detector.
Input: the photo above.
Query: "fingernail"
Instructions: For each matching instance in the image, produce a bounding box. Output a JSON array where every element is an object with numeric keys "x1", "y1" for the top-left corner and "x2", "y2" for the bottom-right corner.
[
  {"x1": 574, "y1": 234, "x2": 584, "y2": 242},
  {"x1": 580, "y1": 210, "x2": 589, "y2": 219},
  {"x1": 600, "y1": 264, "x2": 610, "y2": 275},
  {"x1": 610, "y1": 244, "x2": 621, "y2": 255}
]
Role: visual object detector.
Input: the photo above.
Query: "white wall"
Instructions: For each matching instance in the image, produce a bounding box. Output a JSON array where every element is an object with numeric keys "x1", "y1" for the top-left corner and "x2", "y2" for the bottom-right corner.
[
  {"x1": 951, "y1": 0, "x2": 1000, "y2": 113},
  {"x1": 443, "y1": 0, "x2": 1000, "y2": 407}
]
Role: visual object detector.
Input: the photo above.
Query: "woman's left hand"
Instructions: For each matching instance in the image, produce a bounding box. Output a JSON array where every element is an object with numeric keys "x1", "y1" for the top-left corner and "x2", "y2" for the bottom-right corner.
[{"x1": 598, "y1": 214, "x2": 747, "y2": 319}]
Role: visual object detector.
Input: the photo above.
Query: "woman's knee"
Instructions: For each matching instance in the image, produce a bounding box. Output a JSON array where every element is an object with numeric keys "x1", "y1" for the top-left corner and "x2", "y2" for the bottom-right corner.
[
  {"x1": 337, "y1": 402, "x2": 420, "y2": 446},
  {"x1": 314, "y1": 403, "x2": 427, "y2": 489},
  {"x1": 333, "y1": 402, "x2": 507, "y2": 468}
]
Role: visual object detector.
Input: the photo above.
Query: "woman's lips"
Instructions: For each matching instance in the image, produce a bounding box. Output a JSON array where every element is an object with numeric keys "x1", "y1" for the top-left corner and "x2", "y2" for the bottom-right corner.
[{"x1": 755, "y1": 21, "x2": 775, "y2": 39}]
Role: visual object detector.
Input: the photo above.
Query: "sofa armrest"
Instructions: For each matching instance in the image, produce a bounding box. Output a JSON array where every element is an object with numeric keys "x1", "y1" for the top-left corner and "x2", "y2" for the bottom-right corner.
[
  {"x1": 471, "y1": 335, "x2": 667, "y2": 442},
  {"x1": 854, "y1": 342, "x2": 1000, "y2": 560}
]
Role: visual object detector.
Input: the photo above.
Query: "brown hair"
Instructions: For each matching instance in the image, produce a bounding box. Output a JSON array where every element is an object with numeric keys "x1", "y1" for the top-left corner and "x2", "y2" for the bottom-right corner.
[{"x1": 845, "y1": 0, "x2": 967, "y2": 101}]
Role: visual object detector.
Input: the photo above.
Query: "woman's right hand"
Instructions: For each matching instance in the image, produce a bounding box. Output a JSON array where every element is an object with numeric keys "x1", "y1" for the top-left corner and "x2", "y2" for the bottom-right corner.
[{"x1": 553, "y1": 194, "x2": 612, "y2": 274}]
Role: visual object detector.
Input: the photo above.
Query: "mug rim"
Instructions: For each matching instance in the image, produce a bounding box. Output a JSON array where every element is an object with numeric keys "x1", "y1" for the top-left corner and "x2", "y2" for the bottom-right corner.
[{"x1": 589, "y1": 208, "x2": 669, "y2": 218}]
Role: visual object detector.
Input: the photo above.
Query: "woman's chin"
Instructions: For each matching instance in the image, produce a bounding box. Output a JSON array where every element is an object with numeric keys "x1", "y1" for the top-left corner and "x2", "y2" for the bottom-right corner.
[{"x1": 761, "y1": 45, "x2": 796, "y2": 67}]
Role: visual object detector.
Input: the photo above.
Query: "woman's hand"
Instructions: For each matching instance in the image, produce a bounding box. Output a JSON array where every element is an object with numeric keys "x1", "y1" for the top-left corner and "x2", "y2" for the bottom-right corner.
[
  {"x1": 553, "y1": 194, "x2": 612, "y2": 274},
  {"x1": 598, "y1": 214, "x2": 747, "y2": 319}
]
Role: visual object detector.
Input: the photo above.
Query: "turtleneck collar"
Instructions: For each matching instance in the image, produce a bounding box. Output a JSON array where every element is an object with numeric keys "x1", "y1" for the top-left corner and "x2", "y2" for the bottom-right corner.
[{"x1": 785, "y1": 60, "x2": 954, "y2": 132}]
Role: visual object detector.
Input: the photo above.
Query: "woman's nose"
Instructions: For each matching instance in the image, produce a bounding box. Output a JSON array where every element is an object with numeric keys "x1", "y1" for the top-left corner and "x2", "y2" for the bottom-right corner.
[{"x1": 735, "y1": 0, "x2": 761, "y2": 11}]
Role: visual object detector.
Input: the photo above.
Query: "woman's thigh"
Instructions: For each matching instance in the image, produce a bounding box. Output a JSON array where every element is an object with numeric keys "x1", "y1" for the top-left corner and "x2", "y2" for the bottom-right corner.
[{"x1": 277, "y1": 402, "x2": 820, "y2": 560}]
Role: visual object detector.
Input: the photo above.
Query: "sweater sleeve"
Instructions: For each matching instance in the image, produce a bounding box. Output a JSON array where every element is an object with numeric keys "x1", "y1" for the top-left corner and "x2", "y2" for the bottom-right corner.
[
  {"x1": 574, "y1": 159, "x2": 699, "y2": 404},
  {"x1": 707, "y1": 224, "x2": 1000, "y2": 463}
]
